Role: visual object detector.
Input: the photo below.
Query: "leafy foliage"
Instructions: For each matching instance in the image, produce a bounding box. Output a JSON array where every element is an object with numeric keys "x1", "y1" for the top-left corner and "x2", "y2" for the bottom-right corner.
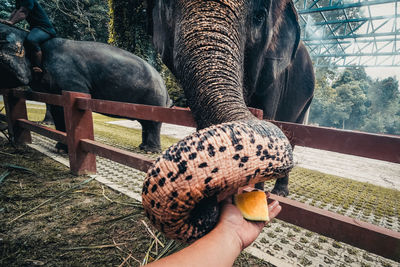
[
  {"x1": 42, "y1": 0, "x2": 109, "y2": 42},
  {"x1": 0, "y1": 1, "x2": 13, "y2": 18},
  {"x1": 1, "y1": 0, "x2": 187, "y2": 107},
  {"x1": 108, "y1": 0, "x2": 186, "y2": 107},
  {"x1": 309, "y1": 67, "x2": 400, "y2": 135},
  {"x1": 1, "y1": 0, "x2": 109, "y2": 42}
]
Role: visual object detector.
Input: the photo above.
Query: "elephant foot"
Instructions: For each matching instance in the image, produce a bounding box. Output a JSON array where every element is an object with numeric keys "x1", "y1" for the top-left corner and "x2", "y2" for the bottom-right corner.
[
  {"x1": 271, "y1": 184, "x2": 289, "y2": 197},
  {"x1": 271, "y1": 176, "x2": 289, "y2": 197},
  {"x1": 55, "y1": 142, "x2": 68, "y2": 153},
  {"x1": 41, "y1": 120, "x2": 54, "y2": 126},
  {"x1": 139, "y1": 143, "x2": 161, "y2": 153}
]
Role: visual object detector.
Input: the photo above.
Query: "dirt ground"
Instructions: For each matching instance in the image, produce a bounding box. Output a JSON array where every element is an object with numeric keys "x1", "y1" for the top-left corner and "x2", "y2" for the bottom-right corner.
[{"x1": 0, "y1": 138, "x2": 271, "y2": 266}]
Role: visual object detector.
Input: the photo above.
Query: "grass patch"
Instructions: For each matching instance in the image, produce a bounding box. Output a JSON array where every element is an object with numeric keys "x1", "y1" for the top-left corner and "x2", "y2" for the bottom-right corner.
[
  {"x1": 265, "y1": 167, "x2": 400, "y2": 226},
  {"x1": 92, "y1": 113, "x2": 179, "y2": 152},
  {"x1": 0, "y1": 139, "x2": 268, "y2": 266},
  {"x1": 0, "y1": 139, "x2": 151, "y2": 266}
]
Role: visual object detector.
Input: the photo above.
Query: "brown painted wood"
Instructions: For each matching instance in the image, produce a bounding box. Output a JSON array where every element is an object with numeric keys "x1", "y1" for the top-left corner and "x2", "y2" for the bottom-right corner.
[
  {"x1": 17, "y1": 119, "x2": 67, "y2": 143},
  {"x1": 272, "y1": 121, "x2": 400, "y2": 164},
  {"x1": 3, "y1": 91, "x2": 31, "y2": 144},
  {"x1": 74, "y1": 96, "x2": 400, "y2": 163},
  {"x1": 63, "y1": 91, "x2": 96, "y2": 175},
  {"x1": 270, "y1": 194, "x2": 400, "y2": 261},
  {"x1": 12, "y1": 90, "x2": 64, "y2": 106},
  {"x1": 248, "y1": 107, "x2": 264, "y2": 119},
  {"x1": 76, "y1": 98, "x2": 198, "y2": 127},
  {"x1": 76, "y1": 98, "x2": 265, "y2": 128},
  {"x1": 80, "y1": 139, "x2": 154, "y2": 173}
]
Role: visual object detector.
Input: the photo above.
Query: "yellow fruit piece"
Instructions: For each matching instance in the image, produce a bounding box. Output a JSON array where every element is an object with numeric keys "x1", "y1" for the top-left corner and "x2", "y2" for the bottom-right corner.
[{"x1": 234, "y1": 191, "x2": 269, "y2": 221}]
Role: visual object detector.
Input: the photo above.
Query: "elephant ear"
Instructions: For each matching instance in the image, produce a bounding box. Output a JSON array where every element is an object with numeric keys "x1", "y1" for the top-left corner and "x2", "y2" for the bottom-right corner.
[
  {"x1": 249, "y1": 1, "x2": 301, "y2": 118},
  {"x1": 266, "y1": 0, "x2": 300, "y2": 74},
  {"x1": 0, "y1": 25, "x2": 31, "y2": 87},
  {"x1": 148, "y1": 0, "x2": 175, "y2": 71}
]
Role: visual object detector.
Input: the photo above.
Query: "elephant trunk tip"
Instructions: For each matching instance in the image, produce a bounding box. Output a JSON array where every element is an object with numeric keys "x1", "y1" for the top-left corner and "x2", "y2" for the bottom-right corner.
[{"x1": 142, "y1": 119, "x2": 293, "y2": 242}]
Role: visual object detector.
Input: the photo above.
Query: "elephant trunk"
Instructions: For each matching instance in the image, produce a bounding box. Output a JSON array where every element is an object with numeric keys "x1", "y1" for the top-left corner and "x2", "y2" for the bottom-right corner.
[
  {"x1": 174, "y1": 0, "x2": 253, "y2": 129},
  {"x1": 142, "y1": 0, "x2": 294, "y2": 242}
]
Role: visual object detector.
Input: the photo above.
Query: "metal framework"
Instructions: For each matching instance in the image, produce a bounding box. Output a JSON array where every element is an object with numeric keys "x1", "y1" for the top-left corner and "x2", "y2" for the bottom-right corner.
[{"x1": 295, "y1": 0, "x2": 400, "y2": 67}]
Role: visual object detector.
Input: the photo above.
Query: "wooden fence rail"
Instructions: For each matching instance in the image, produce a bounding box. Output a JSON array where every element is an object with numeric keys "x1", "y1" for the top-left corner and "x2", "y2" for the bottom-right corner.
[{"x1": 0, "y1": 88, "x2": 399, "y2": 261}]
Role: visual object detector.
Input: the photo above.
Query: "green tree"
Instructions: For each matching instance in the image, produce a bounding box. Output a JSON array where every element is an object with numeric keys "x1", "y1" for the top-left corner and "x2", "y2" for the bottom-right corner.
[
  {"x1": 309, "y1": 68, "x2": 337, "y2": 126},
  {"x1": 310, "y1": 65, "x2": 400, "y2": 135},
  {"x1": 333, "y1": 81, "x2": 368, "y2": 129},
  {"x1": 42, "y1": 0, "x2": 109, "y2": 42},
  {"x1": 310, "y1": 67, "x2": 369, "y2": 129},
  {"x1": 362, "y1": 77, "x2": 400, "y2": 134},
  {"x1": 108, "y1": 0, "x2": 186, "y2": 106},
  {"x1": 1, "y1": 0, "x2": 109, "y2": 42},
  {"x1": 108, "y1": 0, "x2": 152, "y2": 59},
  {"x1": 0, "y1": 1, "x2": 14, "y2": 19}
]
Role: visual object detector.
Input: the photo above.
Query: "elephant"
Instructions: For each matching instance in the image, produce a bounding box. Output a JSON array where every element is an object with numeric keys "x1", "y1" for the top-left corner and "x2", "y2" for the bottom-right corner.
[
  {"x1": 139, "y1": 0, "x2": 315, "y2": 242},
  {"x1": 145, "y1": 0, "x2": 315, "y2": 196},
  {"x1": 0, "y1": 22, "x2": 172, "y2": 152}
]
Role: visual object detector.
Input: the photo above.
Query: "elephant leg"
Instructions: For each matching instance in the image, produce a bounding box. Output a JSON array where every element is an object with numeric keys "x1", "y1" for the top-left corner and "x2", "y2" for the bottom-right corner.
[
  {"x1": 269, "y1": 45, "x2": 314, "y2": 197},
  {"x1": 295, "y1": 98, "x2": 312, "y2": 124},
  {"x1": 138, "y1": 120, "x2": 162, "y2": 153},
  {"x1": 256, "y1": 173, "x2": 289, "y2": 196},
  {"x1": 42, "y1": 104, "x2": 54, "y2": 125},
  {"x1": 49, "y1": 104, "x2": 68, "y2": 152},
  {"x1": 271, "y1": 175, "x2": 289, "y2": 196}
]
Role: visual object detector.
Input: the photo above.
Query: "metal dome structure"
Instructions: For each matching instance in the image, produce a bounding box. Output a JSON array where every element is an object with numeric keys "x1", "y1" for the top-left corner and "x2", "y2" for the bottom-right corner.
[{"x1": 295, "y1": 0, "x2": 400, "y2": 67}]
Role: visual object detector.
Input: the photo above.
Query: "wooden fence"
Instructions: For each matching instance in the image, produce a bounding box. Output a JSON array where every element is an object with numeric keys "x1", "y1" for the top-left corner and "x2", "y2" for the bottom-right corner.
[{"x1": 1, "y1": 88, "x2": 399, "y2": 261}]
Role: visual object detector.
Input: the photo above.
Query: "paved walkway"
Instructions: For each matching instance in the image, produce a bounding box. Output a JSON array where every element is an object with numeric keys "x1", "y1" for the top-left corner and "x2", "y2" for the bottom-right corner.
[{"x1": 108, "y1": 120, "x2": 400, "y2": 190}]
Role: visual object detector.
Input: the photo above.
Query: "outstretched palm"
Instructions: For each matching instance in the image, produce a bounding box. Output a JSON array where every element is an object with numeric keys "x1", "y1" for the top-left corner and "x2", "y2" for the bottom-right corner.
[{"x1": 218, "y1": 197, "x2": 282, "y2": 249}]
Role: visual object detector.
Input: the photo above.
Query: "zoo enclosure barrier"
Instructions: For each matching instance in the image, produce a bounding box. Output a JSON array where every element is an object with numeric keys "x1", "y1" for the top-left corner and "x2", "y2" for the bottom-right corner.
[{"x1": 0, "y1": 88, "x2": 399, "y2": 261}]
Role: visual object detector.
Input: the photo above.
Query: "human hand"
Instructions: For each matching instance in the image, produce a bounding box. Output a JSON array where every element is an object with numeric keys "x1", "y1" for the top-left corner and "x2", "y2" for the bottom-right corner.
[{"x1": 216, "y1": 193, "x2": 281, "y2": 250}]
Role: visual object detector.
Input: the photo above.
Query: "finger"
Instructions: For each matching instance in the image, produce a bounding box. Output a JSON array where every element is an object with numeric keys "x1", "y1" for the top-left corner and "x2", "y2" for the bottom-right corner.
[
  {"x1": 269, "y1": 204, "x2": 282, "y2": 220},
  {"x1": 268, "y1": 200, "x2": 279, "y2": 211}
]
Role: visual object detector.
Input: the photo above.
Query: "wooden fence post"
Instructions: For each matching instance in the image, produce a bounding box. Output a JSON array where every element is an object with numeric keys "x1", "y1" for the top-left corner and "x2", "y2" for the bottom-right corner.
[
  {"x1": 63, "y1": 91, "x2": 96, "y2": 175},
  {"x1": 3, "y1": 89, "x2": 31, "y2": 144}
]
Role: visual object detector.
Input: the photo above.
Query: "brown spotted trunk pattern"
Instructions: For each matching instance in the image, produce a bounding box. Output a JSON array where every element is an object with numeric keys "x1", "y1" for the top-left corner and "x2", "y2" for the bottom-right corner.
[{"x1": 142, "y1": 119, "x2": 293, "y2": 242}]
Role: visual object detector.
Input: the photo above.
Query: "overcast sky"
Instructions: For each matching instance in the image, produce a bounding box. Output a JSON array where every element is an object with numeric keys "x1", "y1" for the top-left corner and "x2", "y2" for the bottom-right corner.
[
  {"x1": 362, "y1": 2, "x2": 399, "y2": 79},
  {"x1": 365, "y1": 67, "x2": 399, "y2": 79}
]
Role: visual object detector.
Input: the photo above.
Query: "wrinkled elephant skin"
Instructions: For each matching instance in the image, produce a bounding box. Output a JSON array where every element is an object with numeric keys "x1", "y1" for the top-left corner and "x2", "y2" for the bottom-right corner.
[
  {"x1": 0, "y1": 23, "x2": 171, "y2": 152},
  {"x1": 140, "y1": 0, "x2": 315, "y2": 241},
  {"x1": 147, "y1": 0, "x2": 315, "y2": 195}
]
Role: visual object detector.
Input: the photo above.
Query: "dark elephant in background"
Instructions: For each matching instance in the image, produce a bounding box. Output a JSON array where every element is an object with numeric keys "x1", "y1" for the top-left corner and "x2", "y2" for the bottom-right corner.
[
  {"x1": 0, "y1": 23, "x2": 172, "y2": 152},
  {"x1": 146, "y1": 0, "x2": 315, "y2": 195}
]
